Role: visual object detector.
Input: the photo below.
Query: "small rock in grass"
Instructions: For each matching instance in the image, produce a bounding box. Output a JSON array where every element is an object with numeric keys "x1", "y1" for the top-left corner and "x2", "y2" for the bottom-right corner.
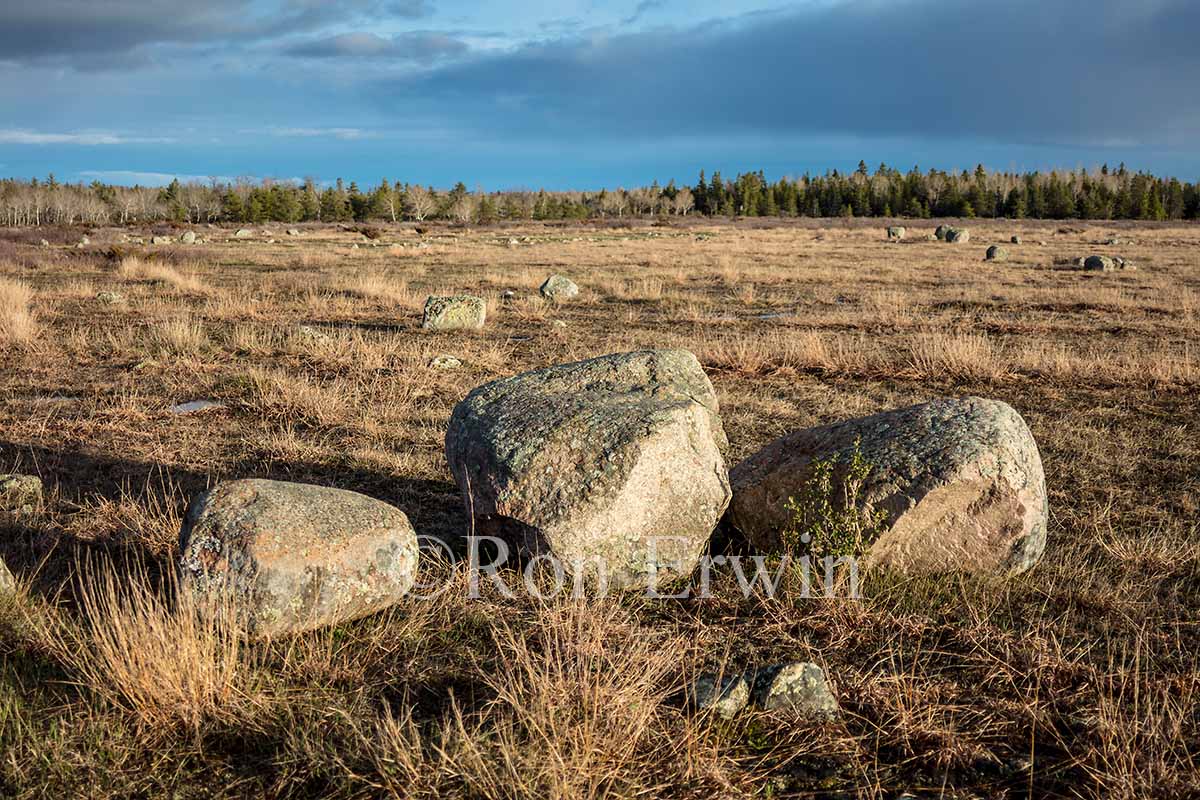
[
  {"x1": 539, "y1": 274, "x2": 579, "y2": 300},
  {"x1": 422, "y1": 295, "x2": 486, "y2": 331},
  {"x1": 169, "y1": 400, "x2": 226, "y2": 415},
  {"x1": 752, "y1": 662, "x2": 839, "y2": 717},
  {"x1": 1084, "y1": 255, "x2": 1116, "y2": 272},
  {"x1": 0, "y1": 474, "x2": 43, "y2": 515},
  {"x1": 180, "y1": 231, "x2": 196, "y2": 244},
  {"x1": 692, "y1": 673, "x2": 751, "y2": 719},
  {"x1": 430, "y1": 354, "x2": 463, "y2": 369},
  {"x1": 95, "y1": 291, "x2": 124, "y2": 305}
]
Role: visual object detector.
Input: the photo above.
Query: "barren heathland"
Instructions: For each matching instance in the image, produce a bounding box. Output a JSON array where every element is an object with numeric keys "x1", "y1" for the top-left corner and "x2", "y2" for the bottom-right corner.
[{"x1": 0, "y1": 218, "x2": 1197, "y2": 798}]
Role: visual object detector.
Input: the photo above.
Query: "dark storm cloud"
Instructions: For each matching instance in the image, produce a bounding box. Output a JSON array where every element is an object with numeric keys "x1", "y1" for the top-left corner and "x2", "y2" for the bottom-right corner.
[
  {"x1": 0, "y1": 0, "x2": 435, "y2": 66},
  {"x1": 379, "y1": 0, "x2": 1200, "y2": 148},
  {"x1": 285, "y1": 31, "x2": 468, "y2": 62}
]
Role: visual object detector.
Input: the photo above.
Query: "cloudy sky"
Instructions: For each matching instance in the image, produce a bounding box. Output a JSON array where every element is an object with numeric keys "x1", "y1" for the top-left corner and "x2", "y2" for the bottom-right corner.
[{"x1": 1, "y1": 0, "x2": 1198, "y2": 188}]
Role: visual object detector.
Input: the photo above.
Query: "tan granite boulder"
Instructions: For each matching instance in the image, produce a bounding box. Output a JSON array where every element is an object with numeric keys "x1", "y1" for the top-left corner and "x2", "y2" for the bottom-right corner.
[
  {"x1": 422, "y1": 295, "x2": 486, "y2": 331},
  {"x1": 446, "y1": 349, "x2": 730, "y2": 587},
  {"x1": 728, "y1": 397, "x2": 1047, "y2": 575},
  {"x1": 178, "y1": 479, "x2": 418, "y2": 637}
]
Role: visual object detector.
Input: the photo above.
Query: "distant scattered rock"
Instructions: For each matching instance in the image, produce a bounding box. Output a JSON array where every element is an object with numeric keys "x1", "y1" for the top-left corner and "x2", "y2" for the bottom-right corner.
[
  {"x1": 1113, "y1": 256, "x2": 1136, "y2": 271},
  {"x1": 169, "y1": 400, "x2": 226, "y2": 415},
  {"x1": 934, "y1": 224, "x2": 951, "y2": 241},
  {"x1": 178, "y1": 479, "x2": 419, "y2": 637},
  {"x1": 95, "y1": 291, "x2": 124, "y2": 305},
  {"x1": 508, "y1": 237, "x2": 519, "y2": 247},
  {"x1": 886, "y1": 226, "x2": 906, "y2": 241},
  {"x1": 752, "y1": 663, "x2": 839, "y2": 716},
  {"x1": 539, "y1": 274, "x2": 579, "y2": 300},
  {"x1": 945, "y1": 227, "x2": 970, "y2": 244},
  {"x1": 1084, "y1": 255, "x2": 1116, "y2": 272},
  {"x1": 151, "y1": 235, "x2": 172, "y2": 245},
  {"x1": 430, "y1": 354, "x2": 463, "y2": 369},
  {"x1": 286, "y1": 228, "x2": 301, "y2": 236},
  {"x1": 294, "y1": 325, "x2": 332, "y2": 344},
  {"x1": 234, "y1": 229, "x2": 253, "y2": 239},
  {"x1": 0, "y1": 474, "x2": 43, "y2": 515},
  {"x1": 986, "y1": 245, "x2": 1009, "y2": 261},
  {"x1": 692, "y1": 673, "x2": 751, "y2": 719},
  {"x1": 180, "y1": 231, "x2": 196, "y2": 244},
  {"x1": 40, "y1": 239, "x2": 50, "y2": 248},
  {"x1": 1011, "y1": 235, "x2": 1022, "y2": 245},
  {"x1": 728, "y1": 397, "x2": 1048, "y2": 576},
  {"x1": 501, "y1": 290, "x2": 517, "y2": 300},
  {"x1": 445, "y1": 349, "x2": 731, "y2": 587},
  {"x1": 422, "y1": 295, "x2": 486, "y2": 331},
  {"x1": 79, "y1": 236, "x2": 90, "y2": 246},
  {"x1": 1105, "y1": 237, "x2": 1122, "y2": 246}
]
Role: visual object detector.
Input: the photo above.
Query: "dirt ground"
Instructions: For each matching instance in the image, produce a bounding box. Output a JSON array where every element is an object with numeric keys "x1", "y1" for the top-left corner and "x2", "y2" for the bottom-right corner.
[{"x1": 0, "y1": 218, "x2": 1197, "y2": 798}]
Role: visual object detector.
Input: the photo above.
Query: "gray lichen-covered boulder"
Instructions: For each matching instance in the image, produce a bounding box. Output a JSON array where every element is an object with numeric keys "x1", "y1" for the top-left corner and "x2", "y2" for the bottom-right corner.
[
  {"x1": 935, "y1": 224, "x2": 951, "y2": 241},
  {"x1": 886, "y1": 226, "x2": 906, "y2": 240},
  {"x1": 986, "y1": 245, "x2": 1009, "y2": 261},
  {"x1": 180, "y1": 231, "x2": 196, "y2": 244},
  {"x1": 0, "y1": 474, "x2": 42, "y2": 515},
  {"x1": 1084, "y1": 255, "x2": 1116, "y2": 272},
  {"x1": 946, "y1": 227, "x2": 970, "y2": 244},
  {"x1": 539, "y1": 274, "x2": 579, "y2": 300},
  {"x1": 728, "y1": 397, "x2": 1047, "y2": 576},
  {"x1": 234, "y1": 228, "x2": 253, "y2": 238},
  {"x1": 178, "y1": 479, "x2": 418, "y2": 637},
  {"x1": 752, "y1": 663, "x2": 839, "y2": 716},
  {"x1": 422, "y1": 295, "x2": 486, "y2": 331},
  {"x1": 445, "y1": 349, "x2": 731, "y2": 587}
]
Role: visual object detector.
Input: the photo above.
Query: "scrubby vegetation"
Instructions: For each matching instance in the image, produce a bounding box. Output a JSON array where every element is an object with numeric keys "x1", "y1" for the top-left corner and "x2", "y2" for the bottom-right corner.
[
  {"x1": 3, "y1": 161, "x2": 1199, "y2": 227},
  {"x1": 1, "y1": 218, "x2": 1198, "y2": 797}
]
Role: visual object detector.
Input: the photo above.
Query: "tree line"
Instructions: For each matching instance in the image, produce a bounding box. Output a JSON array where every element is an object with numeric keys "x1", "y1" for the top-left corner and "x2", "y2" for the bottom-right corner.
[{"x1": 3, "y1": 162, "x2": 1198, "y2": 227}]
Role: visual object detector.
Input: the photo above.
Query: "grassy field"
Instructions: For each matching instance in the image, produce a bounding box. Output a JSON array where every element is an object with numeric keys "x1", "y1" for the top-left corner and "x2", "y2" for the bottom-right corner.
[{"x1": 0, "y1": 218, "x2": 1197, "y2": 798}]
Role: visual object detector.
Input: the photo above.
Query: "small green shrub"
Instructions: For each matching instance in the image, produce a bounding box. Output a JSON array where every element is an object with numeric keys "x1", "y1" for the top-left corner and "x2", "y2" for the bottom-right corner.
[{"x1": 781, "y1": 436, "x2": 888, "y2": 560}]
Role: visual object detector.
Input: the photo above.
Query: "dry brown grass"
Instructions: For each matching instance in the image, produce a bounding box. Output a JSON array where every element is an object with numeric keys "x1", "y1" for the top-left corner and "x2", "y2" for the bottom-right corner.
[
  {"x1": 26, "y1": 560, "x2": 258, "y2": 731},
  {"x1": 1, "y1": 218, "x2": 1199, "y2": 797},
  {"x1": 0, "y1": 275, "x2": 38, "y2": 344},
  {"x1": 117, "y1": 256, "x2": 207, "y2": 293}
]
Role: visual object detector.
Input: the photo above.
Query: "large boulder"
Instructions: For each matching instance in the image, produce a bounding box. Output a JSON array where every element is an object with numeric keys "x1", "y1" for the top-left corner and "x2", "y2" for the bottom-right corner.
[
  {"x1": 728, "y1": 397, "x2": 1047, "y2": 575},
  {"x1": 422, "y1": 295, "x2": 486, "y2": 331},
  {"x1": 540, "y1": 274, "x2": 579, "y2": 301},
  {"x1": 986, "y1": 245, "x2": 1009, "y2": 262},
  {"x1": 935, "y1": 224, "x2": 951, "y2": 241},
  {"x1": 886, "y1": 226, "x2": 906, "y2": 241},
  {"x1": 445, "y1": 349, "x2": 731, "y2": 587},
  {"x1": 945, "y1": 228, "x2": 970, "y2": 244},
  {"x1": 234, "y1": 228, "x2": 253, "y2": 239},
  {"x1": 1084, "y1": 255, "x2": 1116, "y2": 272},
  {"x1": 178, "y1": 479, "x2": 418, "y2": 637},
  {"x1": 180, "y1": 231, "x2": 196, "y2": 244}
]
